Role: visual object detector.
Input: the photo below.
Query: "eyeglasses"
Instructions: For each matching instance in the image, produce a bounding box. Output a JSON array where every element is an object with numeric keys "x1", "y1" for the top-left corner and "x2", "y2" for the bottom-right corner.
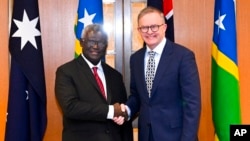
[
  {"x1": 138, "y1": 24, "x2": 165, "y2": 33},
  {"x1": 83, "y1": 39, "x2": 107, "y2": 48}
]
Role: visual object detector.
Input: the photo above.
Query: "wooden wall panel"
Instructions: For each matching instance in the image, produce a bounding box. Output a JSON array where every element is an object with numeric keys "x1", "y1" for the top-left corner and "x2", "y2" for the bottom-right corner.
[
  {"x1": 39, "y1": 0, "x2": 78, "y2": 140},
  {"x1": 237, "y1": 0, "x2": 250, "y2": 124},
  {"x1": 0, "y1": 0, "x2": 9, "y2": 140}
]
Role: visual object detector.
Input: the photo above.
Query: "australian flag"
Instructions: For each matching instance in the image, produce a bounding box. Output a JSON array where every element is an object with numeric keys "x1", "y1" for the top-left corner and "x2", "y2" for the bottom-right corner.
[
  {"x1": 147, "y1": 0, "x2": 175, "y2": 42},
  {"x1": 5, "y1": 0, "x2": 47, "y2": 141}
]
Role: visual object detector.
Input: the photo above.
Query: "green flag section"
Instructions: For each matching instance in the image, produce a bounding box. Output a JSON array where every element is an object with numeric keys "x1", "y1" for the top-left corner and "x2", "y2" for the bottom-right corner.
[
  {"x1": 212, "y1": 0, "x2": 241, "y2": 141},
  {"x1": 74, "y1": 0, "x2": 103, "y2": 58}
]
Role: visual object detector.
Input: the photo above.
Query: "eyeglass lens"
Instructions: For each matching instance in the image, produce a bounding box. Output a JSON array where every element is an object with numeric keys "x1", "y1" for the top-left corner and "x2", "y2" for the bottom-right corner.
[
  {"x1": 139, "y1": 24, "x2": 163, "y2": 33},
  {"x1": 87, "y1": 40, "x2": 106, "y2": 47}
]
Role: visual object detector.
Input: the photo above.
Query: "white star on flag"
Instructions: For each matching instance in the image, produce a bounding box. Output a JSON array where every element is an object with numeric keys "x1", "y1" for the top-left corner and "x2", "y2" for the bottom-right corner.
[
  {"x1": 78, "y1": 9, "x2": 96, "y2": 27},
  {"x1": 215, "y1": 11, "x2": 226, "y2": 33},
  {"x1": 12, "y1": 10, "x2": 41, "y2": 50}
]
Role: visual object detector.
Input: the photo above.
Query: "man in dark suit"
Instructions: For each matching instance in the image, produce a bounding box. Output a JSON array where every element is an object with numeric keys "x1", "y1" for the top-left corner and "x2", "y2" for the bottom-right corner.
[
  {"x1": 55, "y1": 24, "x2": 133, "y2": 141},
  {"x1": 115, "y1": 6, "x2": 201, "y2": 141}
]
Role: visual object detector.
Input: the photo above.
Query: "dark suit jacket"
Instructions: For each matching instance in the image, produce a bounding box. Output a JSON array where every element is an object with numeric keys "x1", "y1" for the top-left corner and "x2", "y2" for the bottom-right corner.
[
  {"x1": 55, "y1": 56, "x2": 133, "y2": 141},
  {"x1": 127, "y1": 39, "x2": 201, "y2": 141}
]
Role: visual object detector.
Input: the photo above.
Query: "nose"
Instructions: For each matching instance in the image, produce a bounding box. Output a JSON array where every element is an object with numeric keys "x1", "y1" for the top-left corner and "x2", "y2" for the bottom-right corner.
[
  {"x1": 92, "y1": 42, "x2": 98, "y2": 48},
  {"x1": 147, "y1": 27, "x2": 153, "y2": 33}
]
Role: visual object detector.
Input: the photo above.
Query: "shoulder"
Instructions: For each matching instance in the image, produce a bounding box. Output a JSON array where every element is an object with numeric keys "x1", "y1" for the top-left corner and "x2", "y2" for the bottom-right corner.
[
  {"x1": 102, "y1": 62, "x2": 122, "y2": 76},
  {"x1": 166, "y1": 40, "x2": 195, "y2": 56},
  {"x1": 131, "y1": 46, "x2": 146, "y2": 59},
  {"x1": 56, "y1": 57, "x2": 81, "y2": 73}
]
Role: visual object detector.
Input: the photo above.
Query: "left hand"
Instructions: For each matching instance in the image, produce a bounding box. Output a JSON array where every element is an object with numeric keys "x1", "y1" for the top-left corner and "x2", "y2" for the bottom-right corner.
[{"x1": 113, "y1": 116, "x2": 125, "y2": 125}]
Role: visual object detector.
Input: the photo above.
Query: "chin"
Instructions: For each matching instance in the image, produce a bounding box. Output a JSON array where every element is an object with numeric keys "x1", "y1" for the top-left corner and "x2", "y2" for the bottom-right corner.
[{"x1": 146, "y1": 42, "x2": 157, "y2": 48}]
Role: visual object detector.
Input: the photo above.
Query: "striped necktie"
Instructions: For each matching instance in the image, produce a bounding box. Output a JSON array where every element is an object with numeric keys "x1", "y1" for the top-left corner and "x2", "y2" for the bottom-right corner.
[
  {"x1": 92, "y1": 67, "x2": 106, "y2": 99},
  {"x1": 145, "y1": 51, "x2": 156, "y2": 97}
]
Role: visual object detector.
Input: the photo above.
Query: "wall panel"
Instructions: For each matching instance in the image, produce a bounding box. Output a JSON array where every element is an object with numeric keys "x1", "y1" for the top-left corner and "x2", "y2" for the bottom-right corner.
[
  {"x1": 0, "y1": 0, "x2": 9, "y2": 140},
  {"x1": 39, "y1": 0, "x2": 78, "y2": 140},
  {"x1": 237, "y1": 0, "x2": 250, "y2": 124}
]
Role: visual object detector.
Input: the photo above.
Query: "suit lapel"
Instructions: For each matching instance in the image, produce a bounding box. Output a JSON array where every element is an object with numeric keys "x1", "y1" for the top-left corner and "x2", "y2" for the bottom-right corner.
[
  {"x1": 136, "y1": 47, "x2": 149, "y2": 96},
  {"x1": 102, "y1": 63, "x2": 112, "y2": 104},
  {"x1": 151, "y1": 40, "x2": 173, "y2": 96},
  {"x1": 77, "y1": 57, "x2": 108, "y2": 102},
  {"x1": 77, "y1": 57, "x2": 96, "y2": 86}
]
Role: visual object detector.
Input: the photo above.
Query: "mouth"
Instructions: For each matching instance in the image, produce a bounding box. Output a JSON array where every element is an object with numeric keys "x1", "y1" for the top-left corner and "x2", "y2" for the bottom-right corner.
[
  {"x1": 90, "y1": 51, "x2": 99, "y2": 55},
  {"x1": 145, "y1": 35, "x2": 156, "y2": 42},
  {"x1": 145, "y1": 33, "x2": 156, "y2": 38}
]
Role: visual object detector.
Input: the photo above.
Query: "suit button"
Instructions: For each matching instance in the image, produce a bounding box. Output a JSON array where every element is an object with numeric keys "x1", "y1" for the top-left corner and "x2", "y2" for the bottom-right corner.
[{"x1": 105, "y1": 130, "x2": 110, "y2": 134}]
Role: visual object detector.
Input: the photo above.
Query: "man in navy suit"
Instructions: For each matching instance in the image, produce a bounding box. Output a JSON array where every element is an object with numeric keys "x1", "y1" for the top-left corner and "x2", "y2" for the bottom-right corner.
[
  {"x1": 115, "y1": 6, "x2": 201, "y2": 141},
  {"x1": 55, "y1": 24, "x2": 133, "y2": 141}
]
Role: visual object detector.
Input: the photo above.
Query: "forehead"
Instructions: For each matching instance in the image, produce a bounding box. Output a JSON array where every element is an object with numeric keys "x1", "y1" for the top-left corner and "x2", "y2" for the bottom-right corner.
[
  {"x1": 138, "y1": 12, "x2": 163, "y2": 26},
  {"x1": 87, "y1": 31, "x2": 104, "y2": 40}
]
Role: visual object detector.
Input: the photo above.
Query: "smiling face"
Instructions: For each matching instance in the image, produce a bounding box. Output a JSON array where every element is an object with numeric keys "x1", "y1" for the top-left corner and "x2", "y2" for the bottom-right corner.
[
  {"x1": 137, "y1": 7, "x2": 167, "y2": 50},
  {"x1": 80, "y1": 24, "x2": 108, "y2": 65}
]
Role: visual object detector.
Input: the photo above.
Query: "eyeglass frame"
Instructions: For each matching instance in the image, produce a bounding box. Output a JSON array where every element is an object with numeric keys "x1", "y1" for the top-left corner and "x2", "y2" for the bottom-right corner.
[
  {"x1": 137, "y1": 24, "x2": 165, "y2": 33},
  {"x1": 81, "y1": 39, "x2": 107, "y2": 48}
]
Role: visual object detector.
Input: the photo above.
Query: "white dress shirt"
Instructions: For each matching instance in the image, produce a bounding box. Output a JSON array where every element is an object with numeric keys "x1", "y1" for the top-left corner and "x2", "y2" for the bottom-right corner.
[{"x1": 81, "y1": 54, "x2": 114, "y2": 119}]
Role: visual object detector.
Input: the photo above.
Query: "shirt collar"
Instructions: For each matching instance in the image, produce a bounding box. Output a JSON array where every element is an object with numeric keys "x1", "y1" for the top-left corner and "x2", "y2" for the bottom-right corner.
[
  {"x1": 146, "y1": 37, "x2": 166, "y2": 55},
  {"x1": 81, "y1": 54, "x2": 102, "y2": 70}
]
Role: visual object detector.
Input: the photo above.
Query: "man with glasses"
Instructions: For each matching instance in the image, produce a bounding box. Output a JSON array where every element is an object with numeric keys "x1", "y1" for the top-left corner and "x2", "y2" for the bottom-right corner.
[
  {"x1": 115, "y1": 6, "x2": 201, "y2": 141},
  {"x1": 55, "y1": 24, "x2": 133, "y2": 141}
]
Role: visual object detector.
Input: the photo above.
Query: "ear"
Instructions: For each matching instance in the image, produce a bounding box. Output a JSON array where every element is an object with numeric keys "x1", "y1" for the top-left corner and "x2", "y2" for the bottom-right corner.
[
  {"x1": 80, "y1": 40, "x2": 84, "y2": 48},
  {"x1": 137, "y1": 27, "x2": 140, "y2": 32},
  {"x1": 163, "y1": 24, "x2": 167, "y2": 32}
]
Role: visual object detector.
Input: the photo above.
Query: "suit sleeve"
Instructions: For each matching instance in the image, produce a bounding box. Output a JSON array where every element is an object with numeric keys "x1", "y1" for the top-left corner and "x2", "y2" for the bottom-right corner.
[
  {"x1": 126, "y1": 54, "x2": 141, "y2": 118},
  {"x1": 180, "y1": 51, "x2": 201, "y2": 141},
  {"x1": 115, "y1": 73, "x2": 133, "y2": 141},
  {"x1": 55, "y1": 65, "x2": 109, "y2": 121}
]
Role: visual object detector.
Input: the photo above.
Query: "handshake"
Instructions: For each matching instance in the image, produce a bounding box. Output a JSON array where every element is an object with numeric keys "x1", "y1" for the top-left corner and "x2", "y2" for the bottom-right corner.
[{"x1": 113, "y1": 103, "x2": 128, "y2": 125}]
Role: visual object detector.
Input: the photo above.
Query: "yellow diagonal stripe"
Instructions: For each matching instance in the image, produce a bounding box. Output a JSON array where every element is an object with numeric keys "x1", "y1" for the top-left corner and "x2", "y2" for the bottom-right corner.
[
  {"x1": 75, "y1": 40, "x2": 82, "y2": 56},
  {"x1": 212, "y1": 42, "x2": 239, "y2": 81}
]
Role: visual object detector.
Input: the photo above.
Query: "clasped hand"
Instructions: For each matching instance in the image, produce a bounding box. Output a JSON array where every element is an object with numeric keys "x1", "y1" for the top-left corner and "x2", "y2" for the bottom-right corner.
[{"x1": 113, "y1": 103, "x2": 127, "y2": 125}]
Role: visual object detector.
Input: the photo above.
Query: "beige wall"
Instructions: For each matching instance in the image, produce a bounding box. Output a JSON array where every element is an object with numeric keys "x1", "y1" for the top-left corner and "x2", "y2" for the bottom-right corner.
[
  {"x1": 0, "y1": 0, "x2": 9, "y2": 140},
  {"x1": 1, "y1": 0, "x2": 250, "y2": 141},
  {"x1": 237, "y1": 1, "x2": 250, "y2": 125}
]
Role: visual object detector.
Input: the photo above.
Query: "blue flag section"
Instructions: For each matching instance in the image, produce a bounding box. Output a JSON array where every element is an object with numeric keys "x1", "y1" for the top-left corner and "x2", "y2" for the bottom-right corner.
[
  {"x1": 75, "y1": 0, "x2": 103, "y2": 40},
  {"x1": 147, "y1": 0, "x2": 175, "y2": 42},
  {"x1": 147, "y1": 0, "x2": 163, "y2": 11},
  {"x1": 213, "y1": 0, "x2": 237, "y2": 62},
  {"x1": 5, "y1": 0, "x2": 47, "y2": 141},
  {"x1": 74, "y1": 0, "x2": 104, "y2": 57}
]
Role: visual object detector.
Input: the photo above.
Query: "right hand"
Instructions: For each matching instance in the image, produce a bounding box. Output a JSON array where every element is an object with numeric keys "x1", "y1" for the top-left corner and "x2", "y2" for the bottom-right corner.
[
  {"x1": 113, "y1": 103, "x2": 128, "y2": 120},
  {"x1": 113, "y1": 103, "x2": 123, "y2": 117},
  {"x1": 120, "y1": 103, "x2": 128, "y2": 121},
  {"x1": 113, "y1": 103, "x2": 128, "y2": 125}
]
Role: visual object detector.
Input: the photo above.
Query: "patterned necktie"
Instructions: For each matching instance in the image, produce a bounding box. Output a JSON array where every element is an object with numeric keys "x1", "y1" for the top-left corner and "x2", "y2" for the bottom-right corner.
[
  {"x1": 145, "y1": 51, "x2": 156, "y2": 97},
  {"x1": 92, "y1": 67, "x2": 106, "y2": 99}
]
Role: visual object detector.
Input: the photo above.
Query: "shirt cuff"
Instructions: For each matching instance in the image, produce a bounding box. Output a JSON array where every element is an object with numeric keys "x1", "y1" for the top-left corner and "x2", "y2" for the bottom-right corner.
[
  {"x1": 107, "y1": 105, "x2": 114, "y2": 119},
  {"x1": 125, "y1": 105, "x2": 131, "y2": 120}
]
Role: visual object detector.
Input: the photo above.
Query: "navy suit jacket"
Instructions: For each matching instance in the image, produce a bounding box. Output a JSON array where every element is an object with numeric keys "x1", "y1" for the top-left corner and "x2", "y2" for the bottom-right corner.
[
  {"x1": 127, "y1": 39, "x2": 201, "y2": 141},
  {"x1": 55, "y1": 56, "x2": 133, "y2": 141}
]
